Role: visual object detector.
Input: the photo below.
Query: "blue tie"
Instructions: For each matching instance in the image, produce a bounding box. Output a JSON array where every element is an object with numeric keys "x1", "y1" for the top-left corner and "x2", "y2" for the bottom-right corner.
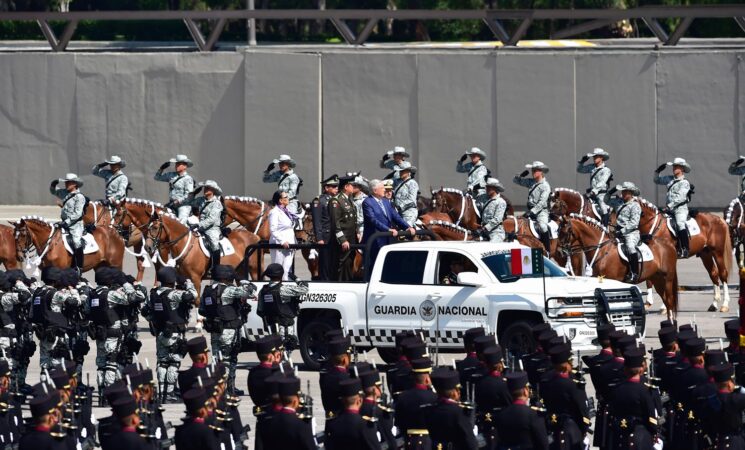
[{"x1": 378, "y1": 199, "x2": 388, "y2": 219}]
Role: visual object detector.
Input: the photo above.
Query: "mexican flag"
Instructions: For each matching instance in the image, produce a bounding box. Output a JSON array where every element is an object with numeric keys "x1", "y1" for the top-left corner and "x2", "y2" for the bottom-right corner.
[{"x1": 510, "y1": 248, "x2": 544, "y2": 276}]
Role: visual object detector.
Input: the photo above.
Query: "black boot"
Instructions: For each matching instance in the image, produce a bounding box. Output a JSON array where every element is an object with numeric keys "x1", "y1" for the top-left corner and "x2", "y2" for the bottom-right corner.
[
  {"x1": 209, "y1": 250, "x2": 221, "y2": 273},
  {"x1": 601, "y1": 212, "x2": 610, "y2": 227},
  {"x1": 540, "y1": 231, "x2": 552, "y2": 256},
  {"x1": 625, "y1": 252, "x2": 639, "y2": 283},
  {"x1": 677, "y1": 229, "x2": 690, "y2": 258},
  {"x1": 74, "y1": 247, "x2": 85, "y2": 273}
]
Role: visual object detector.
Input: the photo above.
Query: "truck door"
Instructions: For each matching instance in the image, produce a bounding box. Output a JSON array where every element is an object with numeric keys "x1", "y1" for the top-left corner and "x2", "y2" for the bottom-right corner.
[{"x1": 366, "y1": 249, "x2": 434, "y2": 345}]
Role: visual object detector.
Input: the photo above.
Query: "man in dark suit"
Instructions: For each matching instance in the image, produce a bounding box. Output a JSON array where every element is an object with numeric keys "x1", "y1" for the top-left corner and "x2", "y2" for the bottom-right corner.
[{"x1": 361, "y1": 179, "x2": 416, "y2": 271}]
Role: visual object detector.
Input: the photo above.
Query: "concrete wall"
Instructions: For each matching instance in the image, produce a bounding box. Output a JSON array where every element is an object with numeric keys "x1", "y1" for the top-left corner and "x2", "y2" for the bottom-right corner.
[{"x1": 1, "y1": 48, "x2": 743, "y2": 208}]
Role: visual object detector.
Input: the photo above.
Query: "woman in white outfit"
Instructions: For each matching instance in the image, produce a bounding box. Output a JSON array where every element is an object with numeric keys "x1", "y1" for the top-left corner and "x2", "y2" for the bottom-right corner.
[{"x1": 268, "y1": 190, "x2": 296, "y2": 280}]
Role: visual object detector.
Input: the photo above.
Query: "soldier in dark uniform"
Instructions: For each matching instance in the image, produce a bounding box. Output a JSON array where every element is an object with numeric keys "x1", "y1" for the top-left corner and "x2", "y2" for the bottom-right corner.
[
  {"x1": 19, "y1": 390, "x2": 66, "y2": 450},
  {"x1": 358, "y1": 369, "x2": 396, "y2": 450},
  {"x1": 456, "y1": 327, "x2": 485, "y2": 388},
  {"x1": 394, "y1": 357, "x2": 436, "y2": 450},
  {"x1": 670, "y1": 336, "x2": 708, "y2": 450},
  {"x1": 391, "y1": 338, "x2": 428, "y2": 396},
  {"x1": 325, "y1": 378, "x2": 380, "y2": 450},
  {"x1": 177, "y1": 336, "x2": 210, "y2": 394},
  {"x1": 524, "y1": 329, "x2": 557, "y2": 390},
  {"x1": 496, "y1": 371, "x2": 548, "y2": 450},
  {"x1": 607, "y1": 347, "x2": 658, "y2": 450},
  {"x1": 312, "y1": 175, "x2": 339, "y2": 281},
  {"x1": 425, "y1": 367, "x2": 478, "y2": 450},
  {"x1": 258, "y1": 376, "x2": 315, "y2": 450},
  {"x1": 723, "y1": 319, "x2": 745, "y2": 385},
  {"x1": 320, "y1": 338, "x2": 352, "y2": 420},
  {"x1": 0, "y1": 360, "x2": 20, "y2": 446},
  {"x1": 475, "y1": 345, "x2": 511, "y2": 450},
  {"x1": 706, "y1": 364, "x2": 745, "y2": 449},
  {"x1": 247, "y1": 335, "x2": 282, "y2": 412},
  {"x1": 540, "y1": 343, "x2": 591, "y2": 450},
  {"x1": 175, "y1": 388, "x2": 220, "y2": 450},
  {"x1": 329, "y1": 175, "x2": 359, "y2": 282},
  {"x1": 584, "y1": 323, "x2": 615, "y2": 450},
  {"x1": 386, "y1": 331, "x2": 416, "y2": 398},
  {"x1": 470, "y1": 334, "x2": 497, "y2": 385},
  {"x1": 102, "y1": 396, "x2": 149, "y2": 450}
]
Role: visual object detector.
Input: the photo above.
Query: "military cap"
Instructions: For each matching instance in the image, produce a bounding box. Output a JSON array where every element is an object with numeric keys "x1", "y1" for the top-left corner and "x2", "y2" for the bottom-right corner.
[
  {"x1": 464, "y1": 327, "x2": 486, "y2": 347},
  {"x1": 390, "y1": 146, "x2": 410, "y2": 158},
  {"x1": 608, "y1": 330, "x2": 628, "y2": 348},
  {"x1": 383, "y1": 180, "x2": 394, "y2": 191},
  {"x1": 358, "y1": 370, "x2": 381, "y2": 390},
  {"x1": 29, "y1": 391, "x2": 60, "y2": 418},
  {"x1": 394, "y1": 161, "x2": 417, "y2": 174},
  {"x1": 156, "y1": 267, "x2": 178, "y2": 285},
  {"x1": 683, "y1": 338, "x2": 706, "y2": 357},
  {"x1": 658, "y1": 327, "x2": 678, "y2": 347},
  {"x1": 328, "y1": 338, "x2": 352, "y2": 357},
  {"x1": 348, "y1": 362, "x2": 372, "y2": 377},
  {"x1": 537, "y1": 330, "x2": 558, "y2": 349},
  {"x1": 403, "y1": 340, "x2": 427, "y2": 360},
  {"x1": 525, "y1": 161, "x2": 548, "y2": 173},
  {"x1": 48, "y1": 368, "x2": 70, "y2": 390},
  {"x1": 667, "y1": 157, "x2": 691, "y2": 173},
  {"x1": 704, "y1": 350, "x2": 727, "y2": 368},
  {"x1": 725, "y1": 319, "x2": 740, "y2": 340},
  {"x1": 395, "y1": 330, "x2": 416, "y2": 348},
  {"x1": 325, "y1": 329, "x2": 346, "y2": 342},
  {"x1": 41, "y1": 266, "x2": 62, "y2": 285},
  {"x1": 505, "y1": 372, "x2": 529, "y2": 393},
  {"x1": 677, "y1": 330, "x2": 697, "y2": 346},
  {"x1": 0, "y1": 360, "x2": 10, "y2": 378},
  {"x1": 531, "y1": 323, "x2": 552, "y2": 340},
  {"x1": 5, "y1": 270, "x2": 31, "y2": 286},
  {"x1": 548, "y1": 344, "x2": 572, "y2": 365},
  {"x1": 262, "y1": 263, "x2": 284, "y2": 279},
  {"x1": 139, "y1": 369, "x2": 154, "y2": 385},
  {"x1": 338, "y1": 378, "x2": 363, "y2": 398},
  {"x1": 264, "y1": 372, "x2": 285, "y2": 396},
  {"x1": 623, "y1": 348, "x2": 645, "y2": 368},
  {"x1": 277, "y1": 377, "x2": 301, "y2": 397},
  {"x1": 103, "y1": 384, "x2": 130, "y2": 404},
  {"x1": 321, "y1": 174, "x2": 340, "y2": 186},
  {"x1": 410, "y1": 358, "x2": 433, "y2": 374},
  {"x1": 679, "y1": 324, "x2": 695, "y2": 333},
  {"x1": 615, "y1": 182, "x2": 640, "y2": 196},
  {"x1": 211, "y1": 264, "x2": 235, "y2": 282},
  {"x1": 112, "y1": 396, "x2": 137, "y2": 419},
  {"x1": 482, "y1": 346, "x2": 504, "y2": 367},
  {"x1": 431, "y1": 368, "x2": 460, "y2": 393},
  {"x1": 616, "y1": 335, "x2": 637, "y2": 353},
  {"x1": 61, "y1": 360, "x2": 77, "y2": 378},
  {"x1": 183, "y1": 388, "x2": 209, "y2": 413},
  {"x1": 256, "y1": 336, "x2": 278, "y2": 356},
  {"x1": 596, "y1": 324, "x2": 616, "y2": 342},
  {"x1": 474, "y1": 335, "x2": 497, "y2": 354},
  {"x1": 548, "y1": 336, "x2": 571, "y2": 352},
  {"x1": 187, "y1": 336, "x2": 209, "y2": 356},
  {"x1": 104, "y1": 155, "x2": 126, "y2": 168},
  {"x1": 711, "y1": 364, "x2": 735, "y2": 383},
  {"x1": 659, "y1": 319, "x2": 677, "y2": 330},
  {"x1": 587, "y1": 148, "x2": 610, "y2": 161},
  {"x1": 197, "y1": 180, "x2": 222, "y2": 196},
  {"x1": 60, "y1": 268, "x2": 79, "y2": 288},
  {"x1": 170, "y1": 154, "x2": 194, "y2": 168},
  {"x1": 95, "y1": 266, "x2": 113, "y2": 286}
]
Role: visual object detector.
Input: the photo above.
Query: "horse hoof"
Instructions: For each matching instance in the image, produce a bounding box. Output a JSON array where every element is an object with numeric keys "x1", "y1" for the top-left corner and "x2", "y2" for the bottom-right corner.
[
  {"x1": 721, "y1": 306, "x2": 730, "y2": 313},
  {"x1": 707, "y1": 304, "x2": 718, "y2": 312},
  {"x1": 645, "y1": 303, "x2": 653, "y2": 311}
]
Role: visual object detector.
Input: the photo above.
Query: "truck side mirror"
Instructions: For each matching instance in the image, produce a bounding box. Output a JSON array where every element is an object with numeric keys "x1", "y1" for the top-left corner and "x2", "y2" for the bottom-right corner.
[{"x1": 456, "y1": 272, "x2": 484, "y2": 287}]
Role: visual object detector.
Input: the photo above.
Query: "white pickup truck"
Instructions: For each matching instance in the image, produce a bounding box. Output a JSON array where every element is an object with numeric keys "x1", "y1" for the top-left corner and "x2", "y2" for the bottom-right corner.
[{"x1": 242, "y1": 241, "x2": 646, "y2": 370}]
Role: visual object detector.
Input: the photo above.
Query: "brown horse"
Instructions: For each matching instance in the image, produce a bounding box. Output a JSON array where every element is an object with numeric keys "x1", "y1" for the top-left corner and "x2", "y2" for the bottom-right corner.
[
  {"x1": 551, "y1": 188, "x2": 606, "y2": 220},
  {"x1": 634, "y1": 197, "x2": 733, "y2": 313},
  {"x1": 13, "y1": 216, "x2": 124, "y2": 274},
  {"x1": 725, "y1": 197, "x2": 745, "y2": 270},
  {"x1": 426, "y1": 220, "x2": 483, "y2": 241},
  {"x1": 431, "y1": 188, "x2": 515, "y2": 230},
  {"x1": 0, "y1": 224, "x2": 20, "y2": 270},
  {"x1": 146, "y1": 210, "x2": 260, "y2": 295},
  {"x1": 560, "y1": 214, "x2": 680, "y2": 320}
]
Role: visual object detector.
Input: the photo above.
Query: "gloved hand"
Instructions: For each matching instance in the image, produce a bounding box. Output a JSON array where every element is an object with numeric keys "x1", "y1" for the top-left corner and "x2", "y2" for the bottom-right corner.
[
  {"x1": 736, "y1": 157, "x2": 745, "y2": 165},
  {"x1": 580, "y1": 155, "x2": 589, "y2": 163},
  {"x1": 609, "y1": 186, "x2": 618, "y2": 195},
  {"x1": 459, "y1": 154, "x2": 468, "y2": 163},
  {"x1": 297, "y1": 280, "x2": 309, "y2": 288},
  {"x1": 188, "y1": 223, "x2": 198, "y2": 231},
  {"x1": 51, "y1": 180, "x2": 59, "y2": 188},
  {"x1": 159, "y1": 162, "x2": 170, "y2": 172},
  {"x1": 382, "y1": 153, "x2": 390, "y2": 161},
  {"x1": 520, "y1": 170, "x2": 529, "y2": 178},
  {"x1": 265, "y1": 162, "x2": 275, "y2": 173},
  {"x1": 655, "y1": 164, "x2": 667, "y2": 173},
  {"x1": 97, "y1": 162, "x2": 108, "y2": 168}
]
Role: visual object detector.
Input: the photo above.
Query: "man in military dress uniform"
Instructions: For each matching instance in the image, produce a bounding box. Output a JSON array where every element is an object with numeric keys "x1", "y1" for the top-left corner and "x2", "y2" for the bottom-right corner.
[
  {"x1": 456, "y1": 327, "x2": 485, "y2": 387},
  {"x1": 147, "y1": 267, "x2": 196, "y2": 402},
  {"x1": 351, "y1": 175, "x2": 369, "y2": 240},
  {"x1": 154, "y1": 154, "x2": 195, "y2": 224},
  {"x1": 475, "y1": 346, "x2": 511, "y2": 449},
  {"x1": 496, "y1": 371, "x2": 549, "y2": 450},
  {"x1": 614, "y1": 182, "x2": 642, "y2": 283},
  {"x1": 425, "y1": 367, "x2": 478, "y2": 450},
  {"x1": 380, "y1": 146, "x2": 410, "y2": 189},
  {"x1": 329, "y1": 175, "x2": 358, "y2": 281},
  {"x1": 174, "y1": 387, "x2": 220, "y2": 450},
  {"x1": 706, "y1": 364, "x2": 745, "y2": 449},
  {"x1": 19, "y1": 389, "x2": 65, "y2": 450},
  {"x1": 577, "y1": 148, "x2": 613, "y2": 225},
  {"x1": 49, "y1": 173, "x2": 87, "y2": 272},
  {"x1": 177, "y1": 336, "x2": 211, "y2": 394},
  {"x1": 324, "y1": 377, "x2": 380, "y2": 450},
  {"x1": 258, "y1": 376, "x2": 315, "y2": 450},
  {"x1": 263, "y1": 154, "x2": 302, "y2": 215},
  {"x1": 357, "y1": 369, "x2": 396, "y2": 450},
  {"x1": 670, "y1": 336, "x2": 709, "y2": 450},
  {"x1": 394, "y1": 357, "x2": 437, "y2": 450},
  {"x1": 102, "y1": 396, "x2": 149, "y2": 450},
  {"x1": 392, "y1": 162, "x2": 419, "y2": 227},
  {"x1": 514, "y1": 161, "x2": 552, "y2": 254},
  {"x1": 654, "y1": 157, "x2": 693, "y2": 258},
  {"x1": 479, "y1": 178, "x2": 508, "y2": 242},
  {"x1": 190, "y1": 180, "x2": 224, "y2": 272},
  {"x1": 728, "y1": 155, "x2": 745, "y2": 198},
  {"x1": 247, "y1": 335, "x2": 282, "y2": 411},
  {"x1": 320, "y1": 338, "x2": 352, "y2": 419},
  {"x1": 92, "y1": 155, "x2": 130, "y2": 206},
  {"x1": 457, "y1": 147, "x2": 490, "y2": 205},
  {"x1": 311, "y1": 175, "x2": 338, "y2": 281}
]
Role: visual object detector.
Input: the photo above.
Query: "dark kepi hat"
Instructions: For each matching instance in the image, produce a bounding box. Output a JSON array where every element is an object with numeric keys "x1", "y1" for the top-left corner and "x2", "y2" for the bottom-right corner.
[
  {"x1": 328, "y1": 338, "x2": 352, "y2": 356},
  {"x1": 505, "y1": 371, "x2": 529, "y2": 392},
  {"x1": 679, "y1": 324, "x2": 695, "y2": 333},
  {"x1": 348, "y1": 362, "x2": 372, "y2": 376},
  {"x1": 548, "y1": 336, "x2": 571, "y2": 352},
  {"x1": 474, "y1": 335, "x2": 497, "y2": 354},
  {"x1": 677, "y1": 330, "x2": 696, "y2": 346},
  {"x1": 183, "y1": 388, "x2": 209, "y2": 413},
  {"x1": 262, "y1": 263, "x2": 284, "y2": 279},
  {"x1": 683, "y1": 337, "x2": 706, "y2": 357},
  {"x1": 187, "y1": 336, "x2": 209, "y2": 356},
  {"x1": 660, "y1": 319, "x2": 677, "y2": 330},
  {"x1": 410, "y1": 358, "x2": 433, "y2": 374},
  {"x1": 264, "y1": 372, "x2": 284, "y2": 396},
  {"x1": 596, "y1": 324, "x2": 616, "y2": 342},
  {"x1": 403, "y1": 339, "x2": 427, "y2": 360},
  {"x1": 321, "y1": 174, "x2": 339, "y2": 186},
  {"x1": 325, "y1": 329, "x2": 346, "y2": 343},
  {"x1": 431, "y1": 367, "x2": 460, "y2": 392},
  {"x1": 531, "y1": 323, "x2": 552, "y2": 340},
  {"x1": 358, "y1": 370, "x2": 381, "y2": 390},
  {"x1": 549, "y1": 344, "x2": 572, "y2": 365},
  {"x1": 616, "y1": 336, "x2": 637, "y2": 353},
  {"x1": 711, "y1": 364, "x2": 735, "y2": 383},
  {"x1": 256, "y1": 336, "x2": 278, "y2": 355},
  {"x1": 29, "y1": 391, "x2": 60, "y2": 418},
  {"x1": 464, "y1": 327, "x2": 486, "y2": 346},
  {"x1": 338, "y1": 378, "x2": 362, "y2": 398},
  {"x1": 112, "y1": 396, "x2": 137, "y2": 418},
  {"x1": 103, "y1": 384, "x2": 129, "y2": 404},
  {"x1": 482, "y1": 346, "x2": 504, "y2": 367},
  {"x1": 705, "y1": 350, "x2": 727, "y2": 368},
  {"x1": 537, "y1": 330, "x2": 558, "y2": 349},
  {"x1": 277, "y1": 377, "x2": 301, "y2": 397},
  {"x1": 623, "y1": 348, "x2": 645, "y2": 369},
  {"x1": 0, "y1": 360, "x2": 10, "y2": 377},
  {"x1": 156, "y1": 267, "x2": 177, "y2": 285},
  {"x1": 48, "y1": 368, "x2": 70, "y2": 390},
  {"x1": 395, "y1": 331, "x2": 415, "y2": 348},
  {"x1": 608, "y1": 330, "x2": 628, "y2": 349},
  {"x1": 725, "y1": 319, "x2": 740, "y2": 340},
  {"x1": 211, "y1": 265, "x2": 235, "y2": 282},
  {"x1": 658, "y1": 327, "x2": 678, "y2": 347}
]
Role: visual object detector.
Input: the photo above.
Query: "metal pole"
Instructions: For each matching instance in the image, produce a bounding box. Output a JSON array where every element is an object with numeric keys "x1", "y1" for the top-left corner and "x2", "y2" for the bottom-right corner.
[{"x1": 248, "y1": 0, "x2": 257, "y2": 46}]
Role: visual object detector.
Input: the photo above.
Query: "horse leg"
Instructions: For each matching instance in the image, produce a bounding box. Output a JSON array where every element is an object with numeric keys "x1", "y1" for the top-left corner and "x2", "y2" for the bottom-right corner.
[
  {"x1": 711, "y1": 243, "x2": 732, "y2": 313},
  {"x1": 699, "y1": 249, "x2": 721, "y2": 312},
  {"x1": 651, "y1": 275, "x2": 670, "y2": 318},
  {"x1": 645, "y1": 280, "x2": 655, "y2": 309}
]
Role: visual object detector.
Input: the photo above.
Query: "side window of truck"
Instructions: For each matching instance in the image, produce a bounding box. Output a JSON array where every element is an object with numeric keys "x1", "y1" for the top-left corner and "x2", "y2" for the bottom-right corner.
[
  {"x1": 380, "y1": 251, "x2": 428, "y2": 285},
  {"x1": 436, "y1": 251, "x2": 478, "y2": 285}
]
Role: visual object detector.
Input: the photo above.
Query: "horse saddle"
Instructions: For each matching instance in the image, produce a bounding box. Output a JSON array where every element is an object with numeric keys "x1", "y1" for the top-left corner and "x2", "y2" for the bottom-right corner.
[
  {"x1": 61, "y1": 231, "x2": 99, "y2": 255},
  {"x1": 589, "y1": 201, "x2": 602, "y2": 221},
  {"x1": 616, "y1": 242, "x2": 654, "y2": 262},
  {"x1": 198, "y1": 237, "x2": 236, "y2": 257},
  {"x1": 529, "y1": 220, "x2": 559, "y2": 239},
  {"x1": 470, "y1": 196, "x2": 481, "y2": 219},
  {"x1": 665, "y1": 217, "x2": 700, "y2": 237}
]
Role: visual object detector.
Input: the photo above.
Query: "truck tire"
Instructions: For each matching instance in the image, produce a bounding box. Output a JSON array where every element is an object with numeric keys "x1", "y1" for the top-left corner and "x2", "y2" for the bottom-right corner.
[
  {"x1": 299, "y1": 317, "x2": 338, "y2": 371},
  {"x1": 377, "y1": 347, "x2": 399, "y2": 365},
  {"x1": 499, "y1": 321, "x2": 536, "y2": 358}
]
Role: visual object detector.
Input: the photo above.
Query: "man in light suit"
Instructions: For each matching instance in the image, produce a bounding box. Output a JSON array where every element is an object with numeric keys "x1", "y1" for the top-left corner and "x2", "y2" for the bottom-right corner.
[{"x1": 362, "y1": 179, "x2": 416, "y2": 275}]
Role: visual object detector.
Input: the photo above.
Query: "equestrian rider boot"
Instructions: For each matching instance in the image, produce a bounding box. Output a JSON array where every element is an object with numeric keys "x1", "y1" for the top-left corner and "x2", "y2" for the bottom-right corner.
[
  {"x1": 601, "y1": 212, "x2": 610, "y2": 227},
  {"x1": 678, "y1": 229, "x2": 690, "y2": 258},
  {"x1": 540, "y1": 231, "x2": 552, "y2": 256},
  {"x1": 74, "y1": 247, "x2": 85, "y2": 274},
  {"x1": 625, "y1": 252, "x2": 639, "y2": 284},
  {"x1": 209, "y1": 250, "x2": 221, "y2": 274}
]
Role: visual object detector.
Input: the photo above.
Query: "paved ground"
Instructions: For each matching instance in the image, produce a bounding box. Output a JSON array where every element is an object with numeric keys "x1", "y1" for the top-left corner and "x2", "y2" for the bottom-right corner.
[{"x1": 4, "y1": 206, "x2": 742, "y2": 446}]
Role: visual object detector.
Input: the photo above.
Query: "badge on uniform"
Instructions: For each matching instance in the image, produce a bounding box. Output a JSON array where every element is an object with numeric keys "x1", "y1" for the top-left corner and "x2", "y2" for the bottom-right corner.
[
  {"x1": 91, "y1": 298, "x2": 99, "y2": 307},
  {"x1": 204, "y1": 297, "x2": 213, "y2": 306},
  {"x1": 263, "y1": 294, "x2": 274, "y2": 303},
  {"x1": 154, "y1": 303, "x2": 164, "y2": 311},
  {"x1": 33, "y1": 297, "x2": 41, "y2": 306}
]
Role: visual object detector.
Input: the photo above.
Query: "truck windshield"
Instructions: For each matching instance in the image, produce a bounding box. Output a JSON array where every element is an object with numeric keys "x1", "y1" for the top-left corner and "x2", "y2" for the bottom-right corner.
[{"x1": 481, "y1": 253, "x2": 567, "y2": 281}]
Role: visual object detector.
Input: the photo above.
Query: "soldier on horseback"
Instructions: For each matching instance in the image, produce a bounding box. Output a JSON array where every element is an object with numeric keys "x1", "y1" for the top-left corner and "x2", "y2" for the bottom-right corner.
[
  {"x1": 614, "y1": 182, "x2": 642, "y2": 283},
  {"x1": 155, "y1": 154, "x2": 195, "y2": 224},
  {"x1": 457, "y1": 147, "x2": 490, "y2": 206},
  {"x1": 577, "y1": 148, "x2": 613, "y2": 225},
  {"x1": 263, "y1": 154, "x2": 302, "y2": 215},
  {"x1": 392, "y1": 162, "x2": 419, "y2": 227},
  {"x1": 728, "y1": 155, "x2": 745, "y2": 198},
  {"x1": 92, "y1": 155, "x2": 130, "y2": 206},
  {"x1": 479, "y1": 178, "x2": 508, "y2": 243},
  {"x1": 514, "y1": 161, "x2": 552, "y2": 253},
  {"x1": 190, "y1": 180, "x2": 224, "y2": 274},
  {"x1": 654, "y1": 157, "x2": 693, "y2": 258},
  {"x1": 380, "y1": 146, "x2": 410, "y2": 189},
  {"x1": 49, "y1": 173, "x2": 87, "y2": 273}
]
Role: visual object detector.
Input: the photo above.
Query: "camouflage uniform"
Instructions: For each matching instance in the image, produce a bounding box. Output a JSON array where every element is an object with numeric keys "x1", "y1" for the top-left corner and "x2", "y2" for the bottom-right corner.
[
  {"x1": 196, "y1": 196, "x2": 223, "y2": 254},
  {"x1": 457, "y1": 160, "x2": 489, "y2": 199},
  {"x1": 40, "y1": 288, "x2": 81, "y2": 370},
  {"x1": 0, "y1": 280, "x2": 31, "y2": 379},
  {"x1": 91, "y1": 166, "x2": 129, "y2": 204},
  {"x1": 50, "y1": 187, "x2": 86, "y2": 250},
  {"x1": 616, "y1": 197, "x2": 642, "y2": 256},
  {"x1": 263, "y1": 169, "x2": 301, "y2": 215},
  {"x1": 481, "y1": 194, "x2": 508, "y2": 242},
  {"x1": 654, "y1": 174, "x2": 691, "y2": 232},
  {"x1": 154, "y1": 170, "x2": 194, "y2": 223},
  {"x1": 513, "y1": 177, "x2": 551, "y2": 233},
  {"x1": 577, "y1": 160, "x2": 612, "y2": 219},
  {"x1": 353, "y1": 191, "x2": 367, "y2": 236},
  {"x1": 393, "y1": 176, "x2": 419, "y2": 227}
]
